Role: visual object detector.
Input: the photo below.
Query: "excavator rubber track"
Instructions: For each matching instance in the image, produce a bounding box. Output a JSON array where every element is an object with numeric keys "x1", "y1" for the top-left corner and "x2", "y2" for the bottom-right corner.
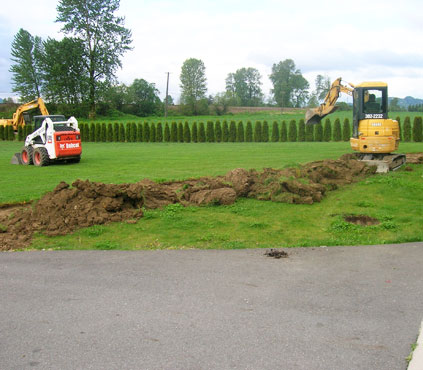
[{"x1": 358, "y1": 153, "x2": 407, "y2": 173}]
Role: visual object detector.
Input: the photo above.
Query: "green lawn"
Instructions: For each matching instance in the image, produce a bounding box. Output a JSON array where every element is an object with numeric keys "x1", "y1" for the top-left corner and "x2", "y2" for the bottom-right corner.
[{"x1": 1, "y1": 140, "x2": 422, "y2": 250}]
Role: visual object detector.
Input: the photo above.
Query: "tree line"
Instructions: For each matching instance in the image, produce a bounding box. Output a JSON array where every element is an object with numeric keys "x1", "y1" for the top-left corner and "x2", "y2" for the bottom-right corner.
[{"x1": 2, "y1": 116, "x2": 421, "y2": 143}]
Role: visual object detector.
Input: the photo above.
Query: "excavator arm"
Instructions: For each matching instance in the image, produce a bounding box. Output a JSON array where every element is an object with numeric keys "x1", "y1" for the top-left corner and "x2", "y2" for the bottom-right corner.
[
  {"x1": 11, "y1": 98, "x2": 49, "y2": 130},
  {"x1": 305, "y1": 77, "x2": 354, "y2": 125}
]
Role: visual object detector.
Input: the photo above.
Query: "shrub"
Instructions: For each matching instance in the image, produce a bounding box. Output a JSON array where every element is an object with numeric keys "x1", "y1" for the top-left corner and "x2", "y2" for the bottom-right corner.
[
  {"x1": 150, "y1": 122, "x2": 156, "y2": 142},
  {"x1": 323, "y1": 118, "x2": 331, "y2": 142},
  {"x1": 170, "y1": 122, "x2": 177, "y2": 142},
  {"x1": 222, "y1": 121, "x2": 229, "y2": 142},
  {"x1": 254, "y1": 121, "x2": 262, "y2": 142},
  {"x1": 262, "y1": 121, "x2": 269, "y2": 142},
  {"x1": 342, "y1": 118, "x2": 351, "y2": 141},
  {"x1": 119, "y1": 123, "x2": 125, "y2": 142},
  {"x1": 288, "y1": 120, "x2": 297, "y2": 142},
  {"x1": 413, "y1": 116, "x2": 423, "y2": 142},
  {"x1": 206, "y1": 121, "x2": 215, "y2": 142},
  {"x1": 107, "y1": 123, "x2": 113, "y2": 142},
  {"x1": 113, "y1": 122, "x2": 119, "y2": 142},
  {"x1": 101, "y1": 122, "x2": 107, "y2": 142},
  {"x1": 280, "y1": 121, "x2": 287, "y2": 142},
  {"x1": 245, "y1": 121, "x2": 253, "y2": 142},
  {"x1": 89, "y1": 123, "x2": 96, "y2": 142},
  {"x1": 237, "y1": 121, "x2": 244, "y2": 142},
  {"x1": 183, "y1": 121, "x2": 191, "y2": 142},
  {"x1": 17, "y1": 126, "x2": 24, "y2": 141},
  {"x1": 191, "y1": 122, "x2": 198, "y2": 142},
  {"x1": 178, "y1": 122, "x2": 184, "y2": 142},
  {"x1": 125, "y1": 122, "x2": 131, "y2": 142},
  {"x1": 0, "y1": 125, "x2": 5, "y2": 140},
  {"x1": 333, "y1": 118, "x2": 342, "y2": 141},
  {"x1": 229, "y1": 121, "x2": 237, "y2": 142},
  {"x1": 25, "y1": 124, "x2": 34, "y2": 138},
  {"x1": 314, "y1": 122, "x2": 323, "y2": 142},
  {"x1": 271, "y1": 121, "x2": 279, "y2": 142},
  {"x1": 156, "y1": 122, "x2": 163, "y2": 142},
  {"x1": 137, "y1": 122, "x2": 143, "y2": 142},
  {"x1": 143, "y1": 122, "x2": 150, "y2": 142},
  {"x1": 164, "y1": 123, "x2": 170, "y2": 142},
  {"x1": 198, "y1": 122, "x2": 206, "y2": 142},
  {"x1": 403, "y1": 116, "x2": 411, "y2": 142},
  {"x1": 298, "y1": 119, "x2": 305, "y2": 141},
  {"x1": 95, "y1": 122, "x2": 101, "y2": 142},
  {"x1": 305, "y1": 120, "x2": 313, "y2": 141},
  {"x1": 215, "y1": 121, "x2": 222, "y2": 142}
]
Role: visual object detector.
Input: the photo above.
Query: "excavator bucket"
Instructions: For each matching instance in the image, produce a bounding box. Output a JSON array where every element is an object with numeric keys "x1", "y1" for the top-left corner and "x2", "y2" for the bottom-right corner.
[{"x1": 305, "y1": 106, "x2": 339, "y2": 125}]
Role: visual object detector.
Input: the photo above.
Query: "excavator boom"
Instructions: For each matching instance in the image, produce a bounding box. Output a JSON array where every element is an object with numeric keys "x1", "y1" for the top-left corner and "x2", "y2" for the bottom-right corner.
[{"x1": 0, "y1": 98, "x2": 49, "y2": 131}]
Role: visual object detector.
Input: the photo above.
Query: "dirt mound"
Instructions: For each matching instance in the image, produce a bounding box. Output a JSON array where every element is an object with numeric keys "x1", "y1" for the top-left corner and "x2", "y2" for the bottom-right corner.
[
  {"x1": 344, "y1": 215, "x2": 380, "y2": 226},
  {"x1": 0, "y1": 155, "x2": 382, "y2": 251},
  {"x1": 406, "y1": 153, "x2": 423, "y2": 164}
]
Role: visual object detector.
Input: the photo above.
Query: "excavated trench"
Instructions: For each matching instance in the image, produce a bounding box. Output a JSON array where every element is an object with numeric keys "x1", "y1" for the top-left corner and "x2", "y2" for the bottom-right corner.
[{"x1": 0, "y1": 153, "x2": 421, "y2": 251}]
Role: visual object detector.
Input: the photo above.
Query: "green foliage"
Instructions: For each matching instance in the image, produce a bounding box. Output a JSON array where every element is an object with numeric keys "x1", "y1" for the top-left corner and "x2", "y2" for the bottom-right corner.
[
  {"x1": 125, "y1": 121, "x2": 131, "y2": 142},
  {"x1": 271, "y1": 121, "x2": 279, "y2": 142},
  {"x1": 342, "y1": 118, "x2": 351, "y2": 141},
  {"x1": 206, "y1": 121, "x2": 215, "y2": 142},
  {"x1": 215, "y1": 121, "x2": 222, "y2": 142},
  {"x1": 164, "y1": 123, "x2": 170, "y2": 142},
  {"x1": 229, "y1": 121, "x2": 237, "y2": 142},
  {"x1": 113, "y1": 122, "x2": 119, "y2": 142},
  {"x1": 198, "y1": 122, "x2": 206, "y2": 142},
  {"x1": 7, "y1": 126, "x2": 15, "y2": 141},
  {"x1": 179, "y1": 58, "x2": 207, "y2": 115},
  {"x1": 143, "y1": 122, "x2": 150, "y2": 142},
  {"x1": 0, "y1": 126, "x2": 5, "y2": 141},
  {"x1": 298, "y1": 119, "x2": 305, "y2": 141},
  {"x1": 119, "y1": 123, "x2": 125, "y2": 142},
  {"x1": 280, "y1": 121, "x2": 287, "y2": 142},
  {"x1": 245, "y1": 121, "x2": 253, "y2": 142},
  {"x1": 126, "y1": 79, "x2": 162, "y2": 117},
  {"x1": 403, "y1": 116, "x2": 411, "y2": 142},
  {"x1": 89, "y1": 123, "x2": 96, "y2": 142},
  {"x1": 225, "y1": 67, "x2": 264, "y2": 106},
  {"x1": 107, "y1": 123, "x2": 113, "y2": 142},
  {"x1": 412, "y1": 116, "x2": 423, "y2": 142},
  {"x1": 191, "y1": 122, "x2": 198, "y2": 143},
  {"x1": 222, "y1": 121, "x2": 229, "y2": 142},
  {"x1": 170, "y1": 122, "x2": 177, "y2": 142},
  {"x1": 101, "y1": 122, "x2": 107, "y2": 142},
  {"x1": 183, "y1": 121, "x2": 191, "y2": 142},
  {"x1": 95, "y1": 122, "x2": 101, "y2": 142},
  {"x1": 305, "y1": 120, "x2": 314, "y2": 141},
  {"x1": 314, "y1": 122, "x2": 323, "y2": 142},
  {"x1": 288, "y1": 120, "x2": 297, "y2": 142},
  {"x1": 254, "y1": 121, "x2": 262, "y2": 142},
  {"x1": 156, "y1": 122, "x2": 163, "y2": 142},
  {"x1": 237, "y1": 121, "x2": 244, "y2": 142},
  {"x1": 323, "y1": 118, "x2": 332, "y2": 142},
  {"x1": 17, "y1": 126, "x2": 24, "y2": 141},
  {"x1": 333, "y1": 118, "x2": 342, "y2": 141},
  {"x1": 177, "y1": 122, "x2": 184, "y2": 143},
  {"x1": 149, "y1": 122, "x2": 156, "y2": 142},
  {"x1": 137, "y1": 122, "x2": 143, "y2": 142},
  {"x1": 262, "y1": 121, "x2": 269, "y2": 142}
]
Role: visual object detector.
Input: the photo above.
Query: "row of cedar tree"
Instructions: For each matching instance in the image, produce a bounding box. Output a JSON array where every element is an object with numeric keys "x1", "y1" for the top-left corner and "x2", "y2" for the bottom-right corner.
[{"x1": 1, "y1": 116, "x2": 423, "y2": 143}]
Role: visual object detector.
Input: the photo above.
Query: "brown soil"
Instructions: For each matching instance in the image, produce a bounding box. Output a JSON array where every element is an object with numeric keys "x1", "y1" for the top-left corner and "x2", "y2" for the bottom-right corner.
[
  {"x1": 344, "y1": 215, "x2": 380, "y2": 226},
  {"x1": 0, "y1": 154, "x2": 388, "y2": 251},
  {"x1": 406, "y1": 153, "x2": 423, "y2": 164},
  {"x1": 264, "y1": 249, "x2": 289, "y2": 259}
]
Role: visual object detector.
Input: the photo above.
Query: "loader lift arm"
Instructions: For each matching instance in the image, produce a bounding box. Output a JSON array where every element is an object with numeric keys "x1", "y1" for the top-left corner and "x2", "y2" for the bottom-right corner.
[{"x1": 305, "y1": 77, "x2": 354, "y2": 125}]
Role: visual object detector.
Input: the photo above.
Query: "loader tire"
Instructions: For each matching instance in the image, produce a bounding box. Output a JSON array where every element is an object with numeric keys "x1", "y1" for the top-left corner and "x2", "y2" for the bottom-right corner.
[
  {"x1": 33, "y1": 147, "x2": 50, "y2": 167},
  {"x1": 21, "y1": 146, "x2": 33, "y2": 165}
]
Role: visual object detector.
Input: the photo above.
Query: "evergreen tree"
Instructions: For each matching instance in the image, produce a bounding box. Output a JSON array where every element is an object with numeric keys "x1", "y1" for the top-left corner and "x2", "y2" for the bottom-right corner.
[
  {"x1": 206, "y1": 121, "x2": 215, "y2": 142},
  {"x1": 25, "y1": 124, "x2": 34, "y2": 138},
  {"x1": 323, "y1": 118, "x2": 331, "y2": 142},
  {"x1": 88, "y1": 123, "x2": 95, "y2": 141},
  {"x1": 107, "y1": 123, "x2": 113, "y2": 142},
  {"x1": 314, "y1": 122, "x2": 323, "y2": 142},
  {"x1": 183, "y1": 121, "x2": 191, "y2": 142},
  {"x1": 198, "y1": 122, "x2": 206, "y2": 142},
  {"x1": 119, "y1": 123, "x2": 125, "y2": 142},
  {"x1": 215, "y1": 121, "x2": 222, "y2": 142},
  {"x1": 288, "y1": 120, "x2": 297, "y2": 142},
  {"x1": 113, "y1": 122, "x2": 119, "y2": 142},
  {"x1": 143, "y1": 122, "x2": 150, "y2": 142},
  {"x1": 0, "y1": 125, "x2": 4, "y2": 140},
  {"x1": 178, "y1": 122, "x2": 184, "y2": 142},
  {"x1": 237, "y1": 121, "x2": 244, "y2": 142},
  {"x1": 150, "y1": 122, "x2": 156, "y2": 142},
  {"x1": 191, "y1": 122, "x2": 198, "y2": 142},
  {"x1": 229, "y1": 121, "x2": 237, "y2": 142},
  {"x1": 222, "y1": 121, "x2": 229, "y2": 142},
  {"x1": 95, "y1": 122, "x2": 101, "y2": 142},
  {"x1": 101, "y1": 122, "x2": 107, "y2": 142},
  {"x1": 403, "y1": 116, "x2": 411, "y2": 142},
  {"x1": 17, "y1": 126, "x2": 24, "y2": 141},
  {"x1": 271, "y1": 121, "x2": 279, "y2": 142},
  {"x1": 170, "y1": 122, "x2": 177, "y2": 142},
  {"x1": 305, "y1": 120, "x2": 314, "y2": 141},
  {"x1": 280, "y1": 121, "x2": 287, "y2": 142},
  {"x1": 333, "y1": 118, "x2": 342, "y2": 141},
  {"x1": 156, "y1": 122, "x2": 163, "y2": 142},
  {"x1": 262, "y1": 121, "x2": 269, "y2": 142},
  {"x1": 342, "y1": 118, "x2": 351, "y2": 141},
  {"x1": 164, "y1": 123, "x2": 170, "y2": 142},
  {"x1": 137, "y1": 122, "x2": 143, "y2": 142},
  {"x1": 254, "y1": 121, "x2": 262, "y2": 142},
  {"x1": 7, "y1": 126, "x2": 15, "y2": 141},
  {"x1": 245, "y1": 121, "x2": 253, "y2": 142},
  {"x1": 298, "y1": 119, "x2": 305, "y2": 141},
  {"x1": 413, "y1": 116, "x2": 423, "y2": 142},
  {"x1": 125, "y1": 122, "x2": 131, "y2": 142}
]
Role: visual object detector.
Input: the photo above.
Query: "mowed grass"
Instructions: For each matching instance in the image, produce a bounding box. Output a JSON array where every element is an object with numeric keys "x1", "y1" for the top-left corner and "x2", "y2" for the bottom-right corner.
[{"x1": 0, "y1": 140, "x2": 422, "y2": 250}]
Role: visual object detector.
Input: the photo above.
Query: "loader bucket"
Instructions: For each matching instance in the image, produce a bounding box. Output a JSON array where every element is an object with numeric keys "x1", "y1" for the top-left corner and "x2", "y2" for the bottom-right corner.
[
  {"x1": 305, "y1": 105, "x2": 339, "y2": 125},
  {"x1": 10, "y1": 153, "x2": 23, "y2": 165}
]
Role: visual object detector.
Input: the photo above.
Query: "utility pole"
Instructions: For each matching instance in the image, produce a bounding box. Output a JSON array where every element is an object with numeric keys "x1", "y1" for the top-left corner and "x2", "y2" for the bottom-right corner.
[{"x1": 164, "y1": 72, "x2": 170, "y2": 118}]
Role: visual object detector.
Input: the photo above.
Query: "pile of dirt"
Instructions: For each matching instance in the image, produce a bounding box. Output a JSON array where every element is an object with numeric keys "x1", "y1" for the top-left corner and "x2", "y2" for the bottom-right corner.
[
  {"x1": 406, "y1": 153, "x2": 423, "y2": 164},
  {"x1": 343, "y1": 214, "x2": 380, "y2": 226},
  {"x1": 0, "y1": 155, "x2": 384, "y2": 251}
]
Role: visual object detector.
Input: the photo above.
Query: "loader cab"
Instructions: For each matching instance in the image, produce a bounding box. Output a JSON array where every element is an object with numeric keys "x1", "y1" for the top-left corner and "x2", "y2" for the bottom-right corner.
[
  {"x1": 352, "y1": 82, "x2": 388, "y2": 138},
  {"x1": 33, "y1": 115, "x2": 66, "y2": 130}
]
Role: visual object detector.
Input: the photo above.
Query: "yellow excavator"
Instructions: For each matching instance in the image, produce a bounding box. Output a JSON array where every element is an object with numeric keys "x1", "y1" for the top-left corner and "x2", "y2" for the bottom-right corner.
[
  {"x1": 305, "y1": 77, "x2": 406, "y2": 172},
  {"x1": 0, "y1": 97, "x2": 49, "y2": 131}
]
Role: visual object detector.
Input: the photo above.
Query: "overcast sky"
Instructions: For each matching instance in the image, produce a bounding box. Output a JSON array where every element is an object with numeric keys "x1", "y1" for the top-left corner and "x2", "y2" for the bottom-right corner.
[{"x1": 1, "y1": 0, "x2": 423, "y2": 102}]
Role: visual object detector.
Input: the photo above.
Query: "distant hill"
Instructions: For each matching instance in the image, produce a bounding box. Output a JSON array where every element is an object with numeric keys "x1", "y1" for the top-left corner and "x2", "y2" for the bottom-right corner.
[{"x1": 389, "y1": 96, "x2": 423, "y2": 108}]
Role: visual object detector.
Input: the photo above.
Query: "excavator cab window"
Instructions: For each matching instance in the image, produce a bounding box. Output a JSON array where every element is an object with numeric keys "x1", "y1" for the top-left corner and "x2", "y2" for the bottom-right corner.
[{"x1": 362, "y1": 88, "x2": 387, "y2": 117}]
